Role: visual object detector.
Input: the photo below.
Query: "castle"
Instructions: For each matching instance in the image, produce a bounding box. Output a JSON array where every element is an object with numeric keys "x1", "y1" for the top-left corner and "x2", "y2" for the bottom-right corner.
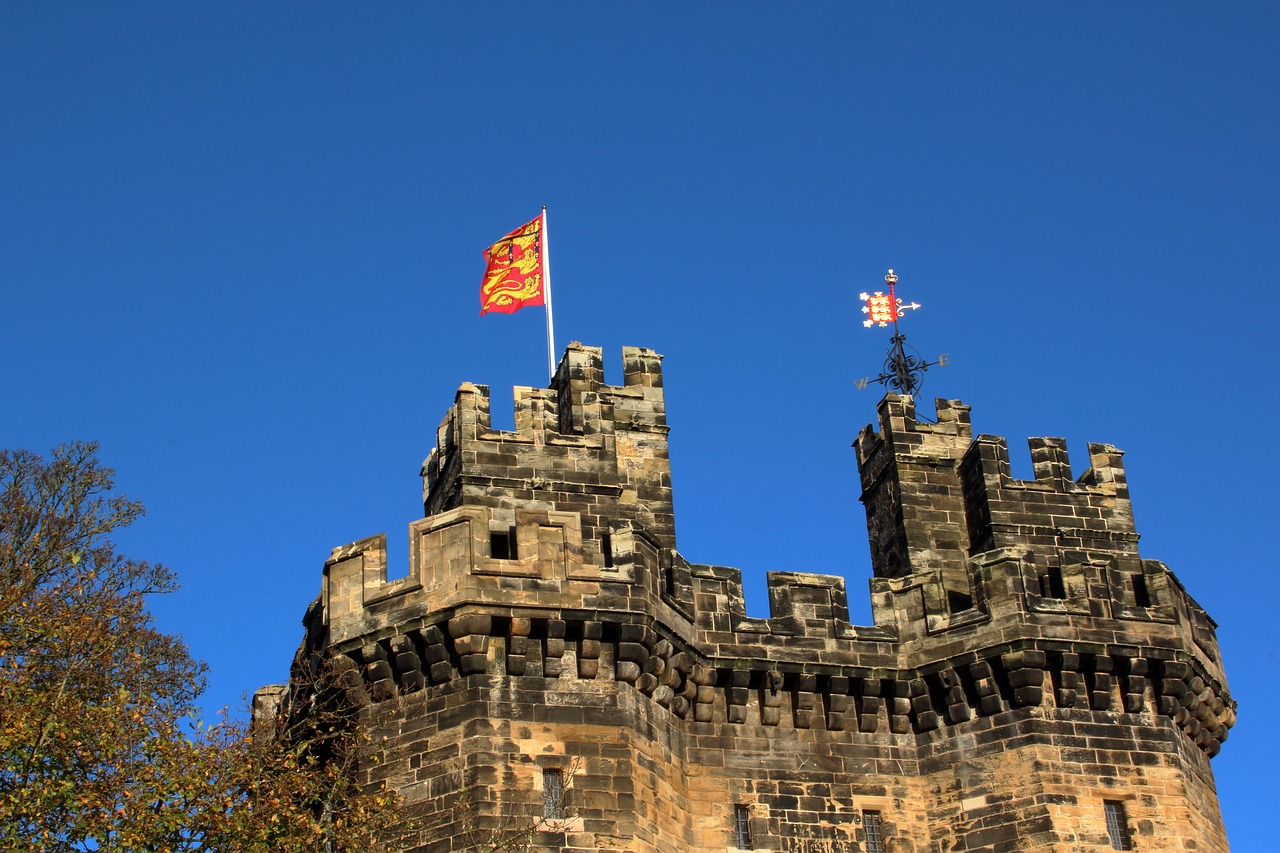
[{"x1": 257, "y1": 343, "x2": 1233, "y2": 852}]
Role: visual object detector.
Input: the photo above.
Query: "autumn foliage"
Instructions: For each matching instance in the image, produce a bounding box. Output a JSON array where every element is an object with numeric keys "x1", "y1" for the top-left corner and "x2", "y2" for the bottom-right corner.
[{"x1": 0, "y1": 443, "x2": 403, "y2": 851}]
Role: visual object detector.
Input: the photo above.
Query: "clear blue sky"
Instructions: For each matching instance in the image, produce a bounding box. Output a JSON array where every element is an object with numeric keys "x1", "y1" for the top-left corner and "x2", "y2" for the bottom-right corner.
[{"x1": 3, "y1": 4, "x2": 1276, "y2": 848}]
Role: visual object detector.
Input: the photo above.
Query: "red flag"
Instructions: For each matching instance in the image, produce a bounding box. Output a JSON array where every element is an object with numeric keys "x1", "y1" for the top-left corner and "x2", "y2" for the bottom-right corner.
[
  {"x1": 861, "y1": 287, "x2": 898, "y2": 327},
  {"x1": 480, "y1": 216, "x2": 544, "y2": 315}
]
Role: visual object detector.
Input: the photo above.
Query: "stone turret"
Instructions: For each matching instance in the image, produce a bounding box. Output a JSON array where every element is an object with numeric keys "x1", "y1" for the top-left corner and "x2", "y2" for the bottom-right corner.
[
  {"x1": 421, "y1": 342, "x2": 675, "y2": 570},
  {"x1": 260, "y1": 346, "x2": 1233, "y2": 853}
]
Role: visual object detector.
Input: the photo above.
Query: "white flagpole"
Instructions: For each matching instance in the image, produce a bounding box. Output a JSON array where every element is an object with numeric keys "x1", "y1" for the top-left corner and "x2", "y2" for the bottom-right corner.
[{"x1": 541, "y1": 205, "x2": 556, "y2": 383}]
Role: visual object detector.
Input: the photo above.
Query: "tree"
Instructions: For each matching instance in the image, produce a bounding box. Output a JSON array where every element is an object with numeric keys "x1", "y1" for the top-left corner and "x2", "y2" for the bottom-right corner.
[{"x1": 0, "y1": 442, "x2": 403, "y2": 851}]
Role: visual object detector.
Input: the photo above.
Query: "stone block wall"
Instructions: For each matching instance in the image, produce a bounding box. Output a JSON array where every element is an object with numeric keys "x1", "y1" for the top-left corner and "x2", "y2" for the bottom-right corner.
[{"x1": 260, "y1": 345, "x2": 1233, "y2": 852}]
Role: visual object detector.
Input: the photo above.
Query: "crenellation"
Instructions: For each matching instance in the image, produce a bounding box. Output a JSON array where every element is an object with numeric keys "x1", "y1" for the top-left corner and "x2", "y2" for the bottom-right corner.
[
  {"x1": 261, "y1": 345, "x2": 1233, "y2": 852},
  {"x1": 1028, "y1": 436, "x2": 1073, "y2": 485}
]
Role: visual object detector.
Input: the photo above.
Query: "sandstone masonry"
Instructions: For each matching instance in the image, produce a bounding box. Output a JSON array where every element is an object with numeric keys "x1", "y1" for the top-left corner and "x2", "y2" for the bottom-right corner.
[{"x1": 258, "y1": 343, "x2": 1234, "y2": 852}]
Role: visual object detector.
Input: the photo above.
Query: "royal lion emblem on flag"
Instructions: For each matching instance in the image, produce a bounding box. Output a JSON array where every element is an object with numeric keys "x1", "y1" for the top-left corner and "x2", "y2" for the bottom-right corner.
[
  {"x1": 480, "y1": 216, "x2": 545, "y2": 315},
  {"x1": 860, "y1": 290, "x2": 898, "y2": 327},
  {"x1": 859, "y1": 269, "x2": 919, "y2": 328}
]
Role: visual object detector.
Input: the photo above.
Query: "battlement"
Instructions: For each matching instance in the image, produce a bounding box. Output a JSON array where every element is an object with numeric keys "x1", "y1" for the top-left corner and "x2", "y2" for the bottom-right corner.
[
  {"x1": 311, "y1": 499, "x2": 1231, "y2": 755},
  {"x1": 421, "y1": 343, "x2": 674, "y2": 555},
  {"x1": 321, "y1": 506, "x2": 691, "y2": 648},
  {"x1": 305, "y1": 360, "x2": 1230, "y2": 755},
  {"x1": 268, "y1": 345, "x2": 1234, "y2": 852},
  {"x1": 855, "y1": 394, "x2": 1139, "y2": 617},
  {"x1": 960, "y1": 433, "x2": 1134, "y2": 556}
]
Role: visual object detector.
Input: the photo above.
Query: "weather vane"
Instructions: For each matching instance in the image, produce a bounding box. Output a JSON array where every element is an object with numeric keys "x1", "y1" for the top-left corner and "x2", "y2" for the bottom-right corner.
[{"x1": 854, "y1": 269, "x2": 949, "y2": 397}]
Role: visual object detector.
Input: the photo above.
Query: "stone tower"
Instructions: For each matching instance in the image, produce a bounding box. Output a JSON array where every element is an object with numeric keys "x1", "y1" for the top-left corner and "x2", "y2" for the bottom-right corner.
[{"x1": 259, "y1": 343, "x2": 1233, "y2": 852}]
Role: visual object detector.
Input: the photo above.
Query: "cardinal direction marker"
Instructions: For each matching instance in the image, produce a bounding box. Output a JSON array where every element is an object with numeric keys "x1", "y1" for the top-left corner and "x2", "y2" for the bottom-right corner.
[{"x1": 855, "y1": 269, "x2": 948, "y2": 398}]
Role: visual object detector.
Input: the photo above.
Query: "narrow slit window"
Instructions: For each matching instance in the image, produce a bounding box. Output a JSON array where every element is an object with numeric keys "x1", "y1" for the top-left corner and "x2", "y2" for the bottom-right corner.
[
  {"x1": 733, "y1": 804, "x2": 752, "y2": 849},
  {"x1": 490, "y1": 528, "x2": 517, "y2": 560},
  {"x1": 1104, "y1": 800, "x2": 1132, "y2": 850},
  {"x1": 542, "y1": 769, "x2": 564, "y2": 820},
  {"x1": 1132, "y1": 574, "x2": 1151, "y2": 608},
  {"x1": 601, "y1": 533, "x2": 613, "y2": 568},
  {"x1": 863, "y1": 810, "x2": 884, "y2": 853}
]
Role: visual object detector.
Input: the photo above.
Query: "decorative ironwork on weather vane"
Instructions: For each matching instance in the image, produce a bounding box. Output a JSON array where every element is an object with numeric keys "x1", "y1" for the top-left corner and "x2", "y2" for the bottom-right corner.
[{"x1": 854, "y1": 269, "x2": 949, "y2": 397}]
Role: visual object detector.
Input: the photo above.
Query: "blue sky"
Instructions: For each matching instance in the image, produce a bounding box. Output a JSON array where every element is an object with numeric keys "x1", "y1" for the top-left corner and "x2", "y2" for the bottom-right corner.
[{"x1": 2, "y1": 4, "x2": 1276, "y2": 847}]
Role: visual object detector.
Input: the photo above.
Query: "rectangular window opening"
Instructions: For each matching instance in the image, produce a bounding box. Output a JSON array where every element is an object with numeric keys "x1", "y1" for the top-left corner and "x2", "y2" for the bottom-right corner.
[
  {"x1": 863, "y1": 810, "x2": 884, "y2": 853},
  {"x1": 1104, "y1": 800, "x2": 1132, "y2": 850},
  {"x1": 1132, "y1": 574, "x2": 1151, "y2": 608},
  {"x1": 1041, "y1": 565, "x2": 1066, "y2": 599},
  {"x1": 733, "y1": 804, "x2": 752, "y2": 850},
  {"x1": 601, "y1": 533, "x2": 613, "y2": 568},
  {"x1": 542, "y1": 769, "x2": 564, "y2": 820},
  {"x1": 490, "y1": 528, "x2": 517, "y2": 560}
]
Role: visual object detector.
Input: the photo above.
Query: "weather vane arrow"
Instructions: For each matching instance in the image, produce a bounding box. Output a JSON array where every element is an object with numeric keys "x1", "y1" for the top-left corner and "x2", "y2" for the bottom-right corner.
[{"x1": 854, "y1": 269, "x2": 950, "y2": 398}]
